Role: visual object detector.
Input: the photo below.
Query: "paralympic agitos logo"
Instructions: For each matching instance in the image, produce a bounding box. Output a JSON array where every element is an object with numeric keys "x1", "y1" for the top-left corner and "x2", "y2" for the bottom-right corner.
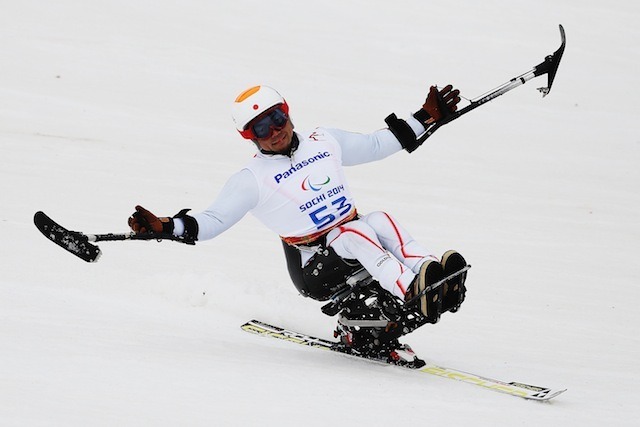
[
  {"x1": 273, "y1": 151, "x2": 331, "y2": 184},
  {"x1": 301, "y1": 175, "x2": 331, "y2": 191}
]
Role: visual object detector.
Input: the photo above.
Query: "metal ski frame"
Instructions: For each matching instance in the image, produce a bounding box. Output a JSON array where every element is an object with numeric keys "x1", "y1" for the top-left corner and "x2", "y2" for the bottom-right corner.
[
  {"x1": 417, "y1": 24, "x2": 566, "y2": 144},
  {"x1": 403, "y1": 264, "x2": 471, "y2": 306}
]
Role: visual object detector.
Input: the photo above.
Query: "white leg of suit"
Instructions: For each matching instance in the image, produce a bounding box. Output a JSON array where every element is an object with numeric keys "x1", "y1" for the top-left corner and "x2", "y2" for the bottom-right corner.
[
  {"x1": 326, "y1": 212, "x2": 436, "y2": 299},
  {"x1": 360, "y1": 211, "x2": 439, "y2": 273}
]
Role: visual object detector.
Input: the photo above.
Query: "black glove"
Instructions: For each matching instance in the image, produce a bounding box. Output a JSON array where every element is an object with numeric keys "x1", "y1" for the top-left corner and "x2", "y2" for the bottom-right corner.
[
  {"x1": 414, "y1": 85, "x2": 461, "y2": 124},
  {"x1": 128, "y1": 205, "x2": 174, "y2": 234}
]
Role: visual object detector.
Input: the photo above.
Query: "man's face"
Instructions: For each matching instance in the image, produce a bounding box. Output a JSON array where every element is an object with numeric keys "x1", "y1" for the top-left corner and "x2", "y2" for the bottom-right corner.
[
  {"x1": 244, "y1": 105, "x2": 294, "y2": 154},
  {"x1": 254, "y1": 119, "x2": 294, "y2": 154}
]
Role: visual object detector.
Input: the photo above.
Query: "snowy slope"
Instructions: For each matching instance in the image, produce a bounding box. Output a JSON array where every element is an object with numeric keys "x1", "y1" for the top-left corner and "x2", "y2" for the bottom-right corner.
[{"x1": 1, "y1": 0, "x2": 639, "y2": 425}]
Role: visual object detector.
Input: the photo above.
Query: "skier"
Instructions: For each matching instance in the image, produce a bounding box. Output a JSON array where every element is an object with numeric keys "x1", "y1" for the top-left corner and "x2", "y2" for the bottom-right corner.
[{"x1": 128, "y1": 84, "x2": 468, "y2": 365}]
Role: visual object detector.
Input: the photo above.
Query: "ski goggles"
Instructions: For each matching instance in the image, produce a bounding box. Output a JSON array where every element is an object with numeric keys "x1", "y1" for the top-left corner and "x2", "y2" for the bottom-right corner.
[{"x1": 240, "y1": 104, "x2": 290, "y2": 140}]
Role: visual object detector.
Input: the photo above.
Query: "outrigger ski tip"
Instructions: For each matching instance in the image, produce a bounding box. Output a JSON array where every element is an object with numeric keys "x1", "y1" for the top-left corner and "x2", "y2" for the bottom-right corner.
[
  {"x1": 534, "y1": 24, "x2": 567, "y2": 97},
  {"x1": 34, "y1": 211, "x2": 102, "y2": 262}
]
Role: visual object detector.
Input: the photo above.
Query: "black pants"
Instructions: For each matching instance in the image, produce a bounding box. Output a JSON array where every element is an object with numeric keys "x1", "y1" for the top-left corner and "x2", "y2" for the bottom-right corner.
[{"x1": 281, "y1": 241, "x2": 362, "y2": 301}]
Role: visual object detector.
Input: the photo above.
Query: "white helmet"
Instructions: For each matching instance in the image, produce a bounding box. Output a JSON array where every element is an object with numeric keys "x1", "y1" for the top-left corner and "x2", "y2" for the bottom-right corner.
[{"x1": 232, "y1": 85, "x2": 289, "y2": 137}]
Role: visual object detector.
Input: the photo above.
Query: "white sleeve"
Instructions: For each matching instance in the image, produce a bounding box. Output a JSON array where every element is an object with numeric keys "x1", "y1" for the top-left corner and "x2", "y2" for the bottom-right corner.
[
  {"x1": 325, "y1": 115, "x2": 426, "y2": 166},
  {"x1": 174, "y1": 168, "x2": 259, "y2": 241}
]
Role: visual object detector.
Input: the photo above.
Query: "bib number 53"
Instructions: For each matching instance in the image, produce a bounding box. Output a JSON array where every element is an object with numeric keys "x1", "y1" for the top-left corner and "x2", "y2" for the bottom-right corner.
[{"x1": 309, "y1": 196, "x2": 352, "y2": 229}]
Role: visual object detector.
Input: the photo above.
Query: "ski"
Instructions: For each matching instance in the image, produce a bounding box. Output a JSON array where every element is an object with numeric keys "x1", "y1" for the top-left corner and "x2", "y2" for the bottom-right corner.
[
  {"x1": 241, "y1": 319, "x2": 566, "y2": 401},
  {"x1": 34, "y1": 211, "x2": 192, "y2": 262}
]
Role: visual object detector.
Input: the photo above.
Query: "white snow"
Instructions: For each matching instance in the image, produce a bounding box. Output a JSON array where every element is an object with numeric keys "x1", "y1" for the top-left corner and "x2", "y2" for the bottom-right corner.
[{"x1": 2, "y1": 0, "x2": 639, "y2": 425}]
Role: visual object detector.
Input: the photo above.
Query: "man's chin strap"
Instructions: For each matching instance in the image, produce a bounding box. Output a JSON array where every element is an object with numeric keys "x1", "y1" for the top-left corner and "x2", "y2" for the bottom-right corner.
[{"x1": 257, "y1": 133, "x2": 300, "y2": 156}]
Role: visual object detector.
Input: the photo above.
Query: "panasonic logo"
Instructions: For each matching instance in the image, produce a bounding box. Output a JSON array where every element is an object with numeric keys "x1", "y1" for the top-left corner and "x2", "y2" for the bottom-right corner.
[{"x1": 274, "y1": 151, "x2": 331, "y2": 184}]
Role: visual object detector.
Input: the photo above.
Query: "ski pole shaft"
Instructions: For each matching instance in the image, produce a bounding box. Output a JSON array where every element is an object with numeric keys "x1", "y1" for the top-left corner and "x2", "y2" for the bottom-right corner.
[
  {"x1": 86, "y1": 232, "x2": 187, "y2": 243},
  {"x1": 417, "y1": 68, "x2": 538, "y2": 143}
]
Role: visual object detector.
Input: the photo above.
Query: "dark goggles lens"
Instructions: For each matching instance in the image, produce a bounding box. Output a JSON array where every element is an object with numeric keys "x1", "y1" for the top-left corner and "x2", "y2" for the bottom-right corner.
[{"x1": 251, "y1": 108, "x2": 288, "y2": 139}]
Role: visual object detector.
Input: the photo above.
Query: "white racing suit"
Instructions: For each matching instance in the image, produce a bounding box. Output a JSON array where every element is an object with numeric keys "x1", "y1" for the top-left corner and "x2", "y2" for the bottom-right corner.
[{"x1": 174, "y1": 118, "x2": 438, "y2": 300}]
